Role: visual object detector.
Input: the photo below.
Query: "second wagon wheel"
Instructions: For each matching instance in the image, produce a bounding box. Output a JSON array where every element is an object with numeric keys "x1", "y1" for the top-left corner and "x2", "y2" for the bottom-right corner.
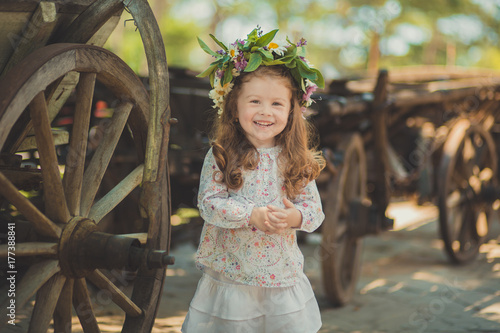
[
  {"x1": 321, "y1": 133, "x2": 367, "y2": 306},
  {"x1": 0, "y1": 44, "x2": 171, "y2": 332},
  {"x1": 438, "y1": 118, "x2": 497, "y2": 264}
]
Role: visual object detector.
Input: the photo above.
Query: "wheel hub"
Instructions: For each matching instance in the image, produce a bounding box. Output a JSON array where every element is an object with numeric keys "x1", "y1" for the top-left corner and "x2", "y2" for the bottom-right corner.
[
  {"x1": 58, "y1": 217, "x2": 140, "y2": 278},
  {"x1": 58, "y1": 217, "x2": 174, "y2": 278}
]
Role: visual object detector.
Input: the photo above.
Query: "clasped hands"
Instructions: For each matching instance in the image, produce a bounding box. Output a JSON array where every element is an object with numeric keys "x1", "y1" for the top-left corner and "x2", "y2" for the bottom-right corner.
[{"x1": 249, "y1": 198, "x2": 302, "y2": 235}]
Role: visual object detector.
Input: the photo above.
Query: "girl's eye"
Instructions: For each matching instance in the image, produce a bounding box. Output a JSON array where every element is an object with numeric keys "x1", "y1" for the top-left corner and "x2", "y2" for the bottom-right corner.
[
  {"x1": 273, "y1": 102, "x2": 283, "y2": 106},
  {"x1": 250, "y1": 100, "x2": 259, "y2": 104}
]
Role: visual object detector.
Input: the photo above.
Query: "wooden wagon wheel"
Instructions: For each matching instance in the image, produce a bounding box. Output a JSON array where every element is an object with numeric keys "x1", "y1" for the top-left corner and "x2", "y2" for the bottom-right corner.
[
  {"x1": 0, "y1": 44, "x2": 171, "y2": 332},
  {"x1": 438, "y1": 118, "x2": 497, "y2": 264},
  {"x1": 321, "y1": 133, "x2": 367, "y2": 306}
]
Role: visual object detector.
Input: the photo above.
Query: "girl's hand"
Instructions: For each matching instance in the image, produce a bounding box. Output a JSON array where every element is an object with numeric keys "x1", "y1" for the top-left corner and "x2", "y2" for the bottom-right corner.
[
  {"x1": 266, "y1": 198, "x2": 302, "y2": 233},
  {"x1": 249, "y1": 207, "x2": 276, "y2": 234}
]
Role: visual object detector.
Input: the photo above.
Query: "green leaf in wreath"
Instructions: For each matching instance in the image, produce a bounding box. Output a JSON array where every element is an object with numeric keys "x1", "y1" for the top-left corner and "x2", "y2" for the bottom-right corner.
[
  {"x1": 255, "y1": 29, "x2": 279, "y2": 47},
  {"x1": 311, "y1": 68, "x2": 325, "y2": 88},
  {"x1": 297, "y1": 60, "x2": 318, "y2": 82},
  {"x1": 209, "y1": 34, "x2": 228, "y2": 52},
  {"x1": 296, "y1": 46, "x2": 306, "y2": 58},
  {"x1": 197, "y1": 62, "x2": 218, "y2": 78},
  {"x1": 222, "y1": 67, "x2": 233, "y2": 86},
  {"x1": 257, "y1": 49, "x2": 274, "y2": 61},
  {"x1": 197, "y1": 37, "x2": 219, "y2": 58},
  {"x1": 244, "y1": 52, "x2": 263, "y2": 72}
]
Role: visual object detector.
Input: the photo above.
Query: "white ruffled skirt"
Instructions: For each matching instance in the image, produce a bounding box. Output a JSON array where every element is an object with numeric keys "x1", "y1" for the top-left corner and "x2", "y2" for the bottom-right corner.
[{"x1": 181, "y1": 268, "x2": 322, "y2": 333}]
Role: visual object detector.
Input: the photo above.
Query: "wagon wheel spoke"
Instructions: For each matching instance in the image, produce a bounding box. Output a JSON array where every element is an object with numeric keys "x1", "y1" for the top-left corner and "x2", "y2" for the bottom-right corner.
[
  {"x1": 88, "y1": 270, "x2": 142, "y2": 317},
  {"x1": 63, "y1": 72, "x2": 96, "y2": 216},
  {"x1": 454, "y1": 206, "x2": 477, "y2": 253},
  {"x1": 8, "y1": 260, "x2": 60, "y2": 310},
  {"x1": 28, "y1": 273, "x2": 67, "y2": 333},
  {"x1": 29, "y1": 91, "x2": 70, "y2": 223},
  {"x1": 88, "y1": 164, "x2": 144, "y2": 224},
  {"x1": 73, "y1": 278, "x2": 101, "y2": 333},
  {"x1": 53, "y1": 279, "x2": 74, "y2": 333},
  {"x1": 449, "y1": 205, "x2": 464, "y2": 242},
  {"x1": 0, "y1": 171, "x2": 61, "y2": 238},
  {"x1": 80, "y1": 101, "x2": 133, "y2": 217},
  {"x1": 0, "y1": 242, "x2": 57, "y2": 258}
]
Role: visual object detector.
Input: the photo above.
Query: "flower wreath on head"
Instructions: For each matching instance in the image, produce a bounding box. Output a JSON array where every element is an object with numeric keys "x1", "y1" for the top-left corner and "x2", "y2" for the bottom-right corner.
[{"x1": 197, "y1": 26, "x2": 325, "y2": 116}]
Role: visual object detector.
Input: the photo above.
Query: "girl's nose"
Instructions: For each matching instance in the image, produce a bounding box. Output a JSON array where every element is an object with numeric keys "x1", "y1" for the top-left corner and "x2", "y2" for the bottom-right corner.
[{"x1": 260, "y1": 105, "x2": 272, "y2": 116}]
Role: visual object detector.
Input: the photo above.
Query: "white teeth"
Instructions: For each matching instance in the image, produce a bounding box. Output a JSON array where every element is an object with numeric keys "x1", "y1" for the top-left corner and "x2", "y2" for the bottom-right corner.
[{"x1": 255, "y1": 121, "x2": 272, "y2": 126}]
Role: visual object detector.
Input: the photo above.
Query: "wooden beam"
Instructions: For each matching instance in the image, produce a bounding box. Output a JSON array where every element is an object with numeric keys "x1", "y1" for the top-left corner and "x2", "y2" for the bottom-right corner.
[{"x1": 0, "y1": 1, "x2": 57, "y2": 76}]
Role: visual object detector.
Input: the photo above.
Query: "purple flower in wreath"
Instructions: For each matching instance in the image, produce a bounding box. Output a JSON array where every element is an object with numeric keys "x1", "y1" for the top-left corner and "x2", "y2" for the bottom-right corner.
[
  {"x1": 234, "y1": 55, "x2": 248, "y2": 71},
  {"x1": 296, "y1": 38, "x2": 307, "y2": 47}
]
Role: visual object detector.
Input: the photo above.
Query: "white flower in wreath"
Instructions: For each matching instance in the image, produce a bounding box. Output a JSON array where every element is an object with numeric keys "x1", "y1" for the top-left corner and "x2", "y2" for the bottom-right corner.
[
  {"x1": 267, "y1": 38, "x2": 290, "y2": 56},
  {"x1": 209, "y1": 78, "x2": 234, "y2": 115}
]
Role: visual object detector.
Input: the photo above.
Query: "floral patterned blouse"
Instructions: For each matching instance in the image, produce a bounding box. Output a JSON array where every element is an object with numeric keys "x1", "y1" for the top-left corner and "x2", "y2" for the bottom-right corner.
[{"x1": 196, "y1": 146, "x2": 325, "y2": 288}]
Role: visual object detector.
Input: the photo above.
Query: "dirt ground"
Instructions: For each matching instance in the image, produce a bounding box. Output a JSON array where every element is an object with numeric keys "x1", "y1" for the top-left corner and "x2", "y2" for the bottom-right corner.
[
  {"x1": 154, "y1": 200, "x2": 500, "y2": 333},
  {"x1": 5, "y1": 200, "x2": 499, "y2": 332}
]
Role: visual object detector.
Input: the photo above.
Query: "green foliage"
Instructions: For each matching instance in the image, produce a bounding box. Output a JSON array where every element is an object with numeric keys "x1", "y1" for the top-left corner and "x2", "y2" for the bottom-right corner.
[{"x1": 106, "y1": 0, "x2": 500, "y2": 79}]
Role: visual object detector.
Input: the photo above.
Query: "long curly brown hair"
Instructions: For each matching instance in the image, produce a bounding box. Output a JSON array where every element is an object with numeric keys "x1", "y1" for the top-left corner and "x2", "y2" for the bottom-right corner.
[{"x1": 210, "y1": 66, "x2": 325, "y2": 199}]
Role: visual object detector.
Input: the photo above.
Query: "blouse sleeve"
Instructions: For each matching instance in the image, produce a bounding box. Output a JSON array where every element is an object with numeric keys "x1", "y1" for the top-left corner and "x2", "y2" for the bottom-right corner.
[
  {"x1": 293, "y1": 180, "x2": 325, "y2": 233},
  {"x1": 197, "y1": 148, "x2": 255, "y2": 229}
]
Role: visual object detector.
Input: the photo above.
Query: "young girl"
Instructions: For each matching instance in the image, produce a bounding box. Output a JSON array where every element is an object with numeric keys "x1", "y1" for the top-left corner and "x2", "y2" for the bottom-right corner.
[{"x1": 182, "y1": 27, "x2": 326, "y2": 333}]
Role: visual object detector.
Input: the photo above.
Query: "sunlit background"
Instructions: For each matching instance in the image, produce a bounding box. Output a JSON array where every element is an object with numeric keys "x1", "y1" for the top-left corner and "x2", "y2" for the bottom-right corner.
[{"x1": 105, "y1": 0, "x2": 500, "y2": 80}]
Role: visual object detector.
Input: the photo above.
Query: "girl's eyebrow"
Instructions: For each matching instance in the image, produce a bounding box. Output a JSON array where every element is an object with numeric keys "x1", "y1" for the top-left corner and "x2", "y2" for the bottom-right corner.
[{"x1": 244, "y1": 94, "x2": 288, "y2": 102}]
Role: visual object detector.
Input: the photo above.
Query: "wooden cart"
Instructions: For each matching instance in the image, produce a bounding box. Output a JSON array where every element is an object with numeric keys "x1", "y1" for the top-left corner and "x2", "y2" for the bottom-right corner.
[
  {"x1": 0, "y1": 0, "x2": 173, "y2": 332},
  {"x1": 313, "y1": 67, "x2": 500, "y2": 306}
]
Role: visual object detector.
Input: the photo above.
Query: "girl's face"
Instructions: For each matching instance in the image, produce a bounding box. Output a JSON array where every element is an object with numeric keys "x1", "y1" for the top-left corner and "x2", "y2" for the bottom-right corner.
[{"x1": 236, "y1": 75, "x2": 291, "y2": 148}]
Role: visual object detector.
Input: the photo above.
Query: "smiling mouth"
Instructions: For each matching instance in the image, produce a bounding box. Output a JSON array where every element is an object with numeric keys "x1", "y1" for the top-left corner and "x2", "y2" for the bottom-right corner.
[{"x1": 254, "y1": 121, "x2": 273, "y2": 127}]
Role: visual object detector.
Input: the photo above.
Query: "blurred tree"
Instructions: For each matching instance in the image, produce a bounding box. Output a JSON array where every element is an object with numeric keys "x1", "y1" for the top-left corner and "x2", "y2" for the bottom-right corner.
[{"x1": 104, "y1": 0, "x2": 500, "y2": 79}]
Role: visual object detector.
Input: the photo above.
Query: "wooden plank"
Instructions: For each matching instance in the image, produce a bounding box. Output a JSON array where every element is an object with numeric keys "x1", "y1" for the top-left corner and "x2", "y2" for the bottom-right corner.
[
  {"x1": 0, "y1": 12, "x2": 30, "y2": 72},
  {"x1": 17, "y1": 129, "x2": 69, "y2": 151},
  {"x1": 55, "y1": 0, "x2": 123, "y2": 44},
  {"x1": 87, "y1": 14, "x2": 121, "y2": 47},
  {"x1": 89, "y1": 164, "x2": 144, "y2": 223},
  {"x1": 0, "y1": 171, "x2": 61, "y2": 239},
  {"x1": 370, "y1": 70, "x2": 391, "y2": 215},
  {"x1": 0, "y1": 1, "x2": 57, "y2": 76},
  {"x1": 0, "y1": 1, "x2": 95, "y2": 12},
  {"x1": 29, "y1": 91, "x2": 70, "y2": 224},
  {"x1": 80, "y1": 102, "x2": 133, "y2": 216},
  {"x1": 28, "y1": 273, "x2": 66, "y2": 333},
  {"x1": 63, "y1": 72, "x2": 96, "y2": 216},
  {"x1": 0, "y1": 167, "x2": 42, "y2": 190},
  {"x1": 0, "y1": 242, "x2": 57, "y2": 257},
  {"x1": 88, "y1": 270, "x2": 142, "y2": 317}
]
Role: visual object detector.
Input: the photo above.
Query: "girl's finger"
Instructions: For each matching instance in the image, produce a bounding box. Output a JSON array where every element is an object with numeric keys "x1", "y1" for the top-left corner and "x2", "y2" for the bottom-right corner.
[
  {"x1": 264, "y1": 221, "x2": 276, "y2": 232},
  {"x1": 283, "y1": 197, "x2": 295, "y2": 208},
  {"x1": 266, "y1": 221, "x2": 287, "y2": 233},
  {"x1": 268, "y1": 211, "x2": 287, "y2": 220},
  {"x1": 267, "y1": 204, "x2": 281, "y2": 212}
]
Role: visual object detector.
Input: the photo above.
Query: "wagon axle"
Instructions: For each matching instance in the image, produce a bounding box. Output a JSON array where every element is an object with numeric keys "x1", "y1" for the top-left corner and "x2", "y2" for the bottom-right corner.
[
  {"x1": 59, "y1": 217, "x2": 174, "y2": 279},
  {"x1": 348, "y1": 198, "x2": 394, "y2": 238}
]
